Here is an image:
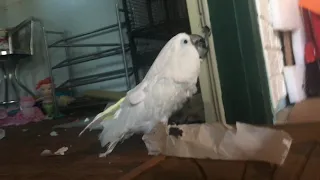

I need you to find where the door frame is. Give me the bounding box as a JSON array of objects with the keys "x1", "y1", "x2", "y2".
[
  {"x1": 186, "y1": 0, "x2": 228, "y2": 126},
  {"x1": 187, "y1": 0, "x2": 273, "y2": 125}
]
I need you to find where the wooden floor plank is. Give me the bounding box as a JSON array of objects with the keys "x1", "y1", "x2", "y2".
[
  {"x1": 136, "y1": 158, "x2": 246, "y2": 180},
  {"x1": 119, "y1": 155, "x2": 166, "y2": 180},
  {"x1": 300, "y1": 143, "x2": 320, "y2": 180},
  {"x1": 198, "y1": 160, "x2": 245, "y2": 180},
  {"x1": 273, "y1": 142, "x2": 317, "y2": 180},
  {"x1": 136, "y1": 158, "x2": 205, "y2": 180},
  {"x1": 244, "y1": 162, "x2": 275, "y2": 180}
]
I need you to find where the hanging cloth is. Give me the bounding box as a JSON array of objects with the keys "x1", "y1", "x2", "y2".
[
  {"x1": 302, "y1": 9, "x2": 320, "y2": 96},
  {"x1": 302, "y1": 9, "x2": 319, "y2": 63},
  {"x1": 309, "y1": 12, "x2": 320, "y2": 58}
]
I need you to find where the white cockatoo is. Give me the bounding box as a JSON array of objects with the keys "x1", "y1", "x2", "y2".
[{"x1": 80, "y1": 32, "x2": 209, "y2": 157}]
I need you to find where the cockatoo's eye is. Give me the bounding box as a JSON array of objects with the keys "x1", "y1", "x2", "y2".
[{"x1": 183, "y1": 39, "x2": 188, "y2": 44}]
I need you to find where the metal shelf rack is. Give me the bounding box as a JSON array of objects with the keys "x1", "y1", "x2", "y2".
[
  {"x1": 57, "y1": 67, "x2": 133, "y2": 89},
  {"x1": 47, "y1": 22, "x2": 132, "y2": 91},
  {"x1": 45, "y1": 9, "x2": 135, "y2": 112}
]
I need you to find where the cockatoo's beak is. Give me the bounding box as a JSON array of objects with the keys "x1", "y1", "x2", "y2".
[{"x1": 190, "y1": 34, "x2": 209, "y2": 59}]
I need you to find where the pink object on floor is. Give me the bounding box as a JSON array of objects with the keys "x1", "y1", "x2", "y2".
[{"x1": 0, "y1": 97, "x2": 45, "y2": 127}]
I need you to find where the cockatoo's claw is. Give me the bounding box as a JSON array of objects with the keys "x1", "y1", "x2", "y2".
[
  {"x1": 99, "y1": 148, "x2": 112, "y2": 158},
  {"x1": 99, "y1": 152, "x2": 108, "y2": 158}
]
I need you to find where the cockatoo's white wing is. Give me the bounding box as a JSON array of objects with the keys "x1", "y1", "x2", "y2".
[
  {"x1": 126, "y1": 81, "x2": 148, "y2": 105},
  {"x1": 99, "y1": 77, "x2": 188, "y2": 149}
]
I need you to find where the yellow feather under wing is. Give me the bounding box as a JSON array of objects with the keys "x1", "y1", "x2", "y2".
[{"x1": 79, "y1": 97, "x2": 125, "y2": 136}]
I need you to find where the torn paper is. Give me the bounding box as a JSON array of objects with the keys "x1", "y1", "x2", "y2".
[
  {"x1": 40, "y1": 147, "x2": 69, "y2": 156},
  {"x1": 54, "y1": 147, "x2": 68, "y2": 155},
  {"x1": 142, "y1": 122, "x2": 292, "y2": 165},
  {"x1": 41, "y1": 149, "x2": 53, "y2": 156},
  {"x1": 50, "y1": 131, "x2": 58, "y2": 137}
]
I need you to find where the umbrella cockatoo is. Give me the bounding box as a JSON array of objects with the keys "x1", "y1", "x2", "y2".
[{"x1": 80, "y1": 32, "x2": 209, "y2": 157}]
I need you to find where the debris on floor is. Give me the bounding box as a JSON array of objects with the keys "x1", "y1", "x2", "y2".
[
  {"x1": 54, "y1": 147, "x2": 68, "y2": 155},
  {"x1": 0, "y1": 129, "x2": 5, "y2": 140},
  {"x1": 50, "y1": 131, "x2": 58, "y2": 136},
  {"x1": 40, "y1": 147, "x2": 69, "y2": 156},
  {"x1": 40, "y1": 149, "x2": 53, "y2": 156}
]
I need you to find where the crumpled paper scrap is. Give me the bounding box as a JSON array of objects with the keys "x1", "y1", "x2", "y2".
[{"x1": 142, "y1": 122, "x2": 292, "y2": 165}]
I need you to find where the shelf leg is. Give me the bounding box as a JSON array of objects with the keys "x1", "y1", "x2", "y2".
[
  {"x1": 35, "y1": 19, "x2": 60, "y2": 117},
  {"x1": 116, "y1": 0, "x2": 131, "y2": 90}
]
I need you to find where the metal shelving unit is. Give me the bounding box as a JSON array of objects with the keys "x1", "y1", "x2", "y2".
[
  {"x1": 45, "y1": 9, "x2": 135, "y2": 111},
  {"x1": 47, "y1": 23, "x2": 132, "y2": 90}
]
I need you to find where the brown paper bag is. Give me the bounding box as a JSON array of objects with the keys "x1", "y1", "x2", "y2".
[{"x1": 142, "y1": 122, "x2": 292, "y2": 165}]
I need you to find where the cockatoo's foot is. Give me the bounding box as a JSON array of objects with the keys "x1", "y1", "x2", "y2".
[{"x1": 99, "y1": 141, "x2": 118, "y2": 157}]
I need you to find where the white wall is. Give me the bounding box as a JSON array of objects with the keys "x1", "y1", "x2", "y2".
[
  {"x1": 1, "y1": 0, "x2": 132, "y2": 101},
  {"x1": 255, "y1": 0, "x2": 287, "y2": 114}
]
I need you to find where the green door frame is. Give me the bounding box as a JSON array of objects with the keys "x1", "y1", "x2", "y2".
[{"x1": 206, "y1": 0, "x2": 273, "y2": 125}]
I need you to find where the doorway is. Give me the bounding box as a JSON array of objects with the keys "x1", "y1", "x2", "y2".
[{"x1": 199, "y1": 0, "x2": 273, "y2": 125}]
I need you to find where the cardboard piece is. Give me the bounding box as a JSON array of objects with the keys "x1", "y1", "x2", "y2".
[{"x1": 142, "y1": 122, "x2": 292, "y2": 165}]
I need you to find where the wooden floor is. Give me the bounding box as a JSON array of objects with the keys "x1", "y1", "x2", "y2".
[{"x1": 1, "y1": 119, "x2": 320, "y2": 179}]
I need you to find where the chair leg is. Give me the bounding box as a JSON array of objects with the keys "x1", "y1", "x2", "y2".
[
  {"x1": 5, "y1": 60, "x2": 18, "y2": 105},
  {"x1": 9, "y1": 71, "x2": 19, "y2": 102},
  {"x1": 0, "y1": 63, "x2": 8, "y2": 105},
  {"x1": 0, "y1": 60, "x2": 36, "y2": 106}
]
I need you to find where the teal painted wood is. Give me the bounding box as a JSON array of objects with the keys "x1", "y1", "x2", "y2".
[{"x1": 207, "y1": 0, "x2": 273, "y2": 124}]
